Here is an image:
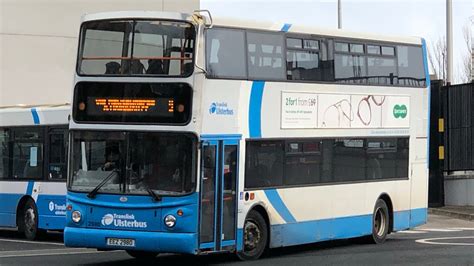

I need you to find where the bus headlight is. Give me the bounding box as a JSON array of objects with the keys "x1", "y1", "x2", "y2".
[
  {"x1": 72, "y1": 211, "x2": 82, "y2": 223},
  {"x1": 164, "y1": 215, "x2": 176, "y2": 228}
]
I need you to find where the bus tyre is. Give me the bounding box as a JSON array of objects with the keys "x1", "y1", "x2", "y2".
[
  {"x1": 21, "y1": 199, "x2": 44, "y2": 240},
  {"x1": 237, "y1": 210, "x2": 268, "y2": 261},
  {"x1": 126, "y1": 250, "x2": 159, "y2": 260},
  {"x1": 368, "y1": 199, "x2": 390, "y2": 244}
]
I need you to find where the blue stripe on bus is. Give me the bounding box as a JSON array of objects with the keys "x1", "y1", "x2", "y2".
[
  {"x1": 393, "y1": 209, "x2": 410, "y2": 231},
  {"x1": 26, "y1": 181, "x2": 34, "y2": 196},
  {"x1": 280, "y1": 23, "x2": 292, "y2": 32},
  {"x1": 269, "y1": 208, "x2": 427, "y2": 248},
  {"x1": 421, "y1": 38, "x2": 431, "y2": 165},
  {"x1": 410, "y1": 207, "x2": 427, "y2": 227},
  {"x1": 421, "y1": 38, "x2": 431, "y2": 88},
  {"x1": 264, "y1": 189, "x2": 297, "y2": 223},
  {"x1": 236, "y1": 228, "x2": 244, "y2": 251},
  {"x1": 36, "y1": 194, "x2": 67, "y2": 229},
  {"x1": 200, "y1": 134, "x2": 242, "y2": 140},
  {"x1": 30, "y1": 108, "x2": 40, "y2": 125},
  {"x1": 248, "y1": 81, "x2": 265, "y2": 138},
  {"x1": 0, "y1": 193, "x2": 66, "y2": 229},
  {"x1": 0, "y1": 194, "x2": 24, "y2": 227}
]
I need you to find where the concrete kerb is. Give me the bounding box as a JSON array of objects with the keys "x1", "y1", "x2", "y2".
[{"x1": 429, "y1": 208, "x2": 474, "y2": 222}]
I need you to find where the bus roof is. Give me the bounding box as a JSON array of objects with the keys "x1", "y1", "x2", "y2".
[
  {"x1": 0, "y1": 104, "x2": 70, "y2": 127},
  {"x1": 81, "y1": 11, "x2": 194, "y2": 24},
  {"x1": 80, "y1": 11, "x2": 422, "y2": 46}
]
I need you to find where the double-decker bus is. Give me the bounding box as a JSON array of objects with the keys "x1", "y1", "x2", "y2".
[
  {"x1": 64, "y1": 11, "x2": 430, "y2": 260},
  {"x1": 0, "y1": 105, "x2": 69, "y2": 240}
]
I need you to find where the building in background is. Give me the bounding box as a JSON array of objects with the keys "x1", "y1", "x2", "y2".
[{"x1": 0, "y1": 0, "x2": 199, "y2": 107}]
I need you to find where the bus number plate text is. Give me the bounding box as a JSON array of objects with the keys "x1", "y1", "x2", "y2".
[{"x1": 106, "y1": 238, "x2": 135, "y2": 247}]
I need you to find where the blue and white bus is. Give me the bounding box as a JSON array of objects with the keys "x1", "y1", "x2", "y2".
[
  {"x1": 0, "y1": 105, "x2": 69, "y2": 240},
  {"x1": 64, "y1": 11, "x2": 430, "y2": 260}
]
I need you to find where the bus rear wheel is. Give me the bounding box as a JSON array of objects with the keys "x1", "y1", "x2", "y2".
[
  {"x1": 126, "y1": 250, "x2": 159, "y2": 259},
  {"x1": 20, "y1": 199, "x2": 45, "y2": 240},
  {"x1": 237, "y1": 210, "x2": 268, "y2": 261},
  {"x1": 367, "y1": 199, "x2": 390, "y2": 244}
]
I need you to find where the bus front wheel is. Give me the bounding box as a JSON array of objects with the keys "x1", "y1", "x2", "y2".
[
  {"x1": 367, "y1": 199, "x2": 390, "y2": 244},
  {"x1": 20, "y1": 199, "x2": 45, "y2": 240},
  {"x1": 237, "y1": 210, "x2": 268, "y2": 261},
  {"x1": 126, "y1": 250, "x2": 159, "y2": 260}
]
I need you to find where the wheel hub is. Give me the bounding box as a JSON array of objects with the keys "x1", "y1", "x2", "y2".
[
  {"x1": 244, "y1": 221, "x2": 261, "y2": 251},
  {"x1": 24, "y1": 208, "x2": 36, "y2": 233},
  {"x1": 374, "y1": 207, "x2": 386, "y2": 237}
]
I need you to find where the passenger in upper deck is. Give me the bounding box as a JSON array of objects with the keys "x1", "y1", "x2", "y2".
[
  {"x1": 122, "y1": 59, "x2": 145, "y2": 74},
  {"x1": 146, "y1": 59, "x2": 164, "y2": 74},
  {"x1": 104, "y1": 62, "x2": 121, "y2": 74}
]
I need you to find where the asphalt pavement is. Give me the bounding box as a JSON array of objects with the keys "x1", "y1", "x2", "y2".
[{"x1": 0, "y1": 214, "x2": 472, "y2": 265}]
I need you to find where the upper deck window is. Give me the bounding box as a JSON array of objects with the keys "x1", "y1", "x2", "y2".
[
  {"x1": 286, "y1": 38, "x2": 323, "y2": 81},
  {"x1": 247, "y1": 32, "x2": 285, "y2": 80},
  {"x1": 397, "y1": 45, "x2": 426, "y2": 87},
  {"x1": 206, "y1": 28, "x2": 246, "y2": 78},
  {"x1": 78, "y1": 20, "x2": 195, "y2": 77}
]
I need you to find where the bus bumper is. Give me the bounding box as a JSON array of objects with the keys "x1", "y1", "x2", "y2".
[{"x1": 64, "y1": 227, "x2": 198, "y2": 254}]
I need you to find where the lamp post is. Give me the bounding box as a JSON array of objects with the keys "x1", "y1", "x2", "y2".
[
  {"x1": 338, "y1": 0, "x2": 342, "y2": 29},
  {"x1": 446, "y1": 0, "x2": 453, "y2": 85}
]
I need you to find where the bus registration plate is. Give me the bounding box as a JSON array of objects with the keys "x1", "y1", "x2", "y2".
[{"x1": 106, "y1": 238, "x2": 135, "y2": 247}]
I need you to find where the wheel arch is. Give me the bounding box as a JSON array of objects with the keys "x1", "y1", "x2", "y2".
[{"x1": 377, "y1": 193, "x2": 394, "y2": 233}]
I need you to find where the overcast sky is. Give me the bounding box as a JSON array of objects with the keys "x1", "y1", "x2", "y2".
[{"x1": 201, "y1": 0, "x2": 473, "y2": 83}]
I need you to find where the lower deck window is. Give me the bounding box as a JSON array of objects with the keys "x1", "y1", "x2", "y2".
[{"x1": 245, "y1": 137, "x2": 409, "y2": 189}]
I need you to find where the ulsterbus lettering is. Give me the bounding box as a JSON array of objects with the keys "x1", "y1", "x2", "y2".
[{"x1": 101, "y1": 213, "x2": 148, "y2": 228}]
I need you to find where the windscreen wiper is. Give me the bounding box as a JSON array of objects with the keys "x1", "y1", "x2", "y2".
[
  {"x1": 87, "y1": 169, "x2": 119, "y2": 199},
  {"x1": 146, "y1": 187, "x2": 162, "y2": 202}
]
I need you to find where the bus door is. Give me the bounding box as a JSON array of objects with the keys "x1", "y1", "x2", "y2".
[{"x1": 199, "y1": 138, "x2": 239, "y2": 252}]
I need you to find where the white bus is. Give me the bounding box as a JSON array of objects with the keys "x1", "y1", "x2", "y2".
[
  {"x1": 64, "y1": 11, "x2": 429, "y2": 260},
  {"x1": 0, "y1": 105, "x2": 69, "y2": 240}
]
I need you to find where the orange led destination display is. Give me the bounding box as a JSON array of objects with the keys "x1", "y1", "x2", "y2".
[
  {"x1": 74, "y1": 82, "x2": 191, "y2": 124},
  {"x1": 95, "y1": 98, "x2": 159, "y2": 113},
  {"x1": 84, "y1": 96, "x2": 176, "y2": 119}
]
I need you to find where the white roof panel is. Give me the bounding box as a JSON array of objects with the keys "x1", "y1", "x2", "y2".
[{"x1": 0, "y1": 105, "x2": 70, "y2": 127}]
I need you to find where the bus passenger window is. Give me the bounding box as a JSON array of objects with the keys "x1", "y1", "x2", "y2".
[
  {"x1": 11, "y1": 128, "x2": 44, "y2": 179},
  {"x1": 206, "y1": 28, "x2": 246, "y2": 78},
  {"x1": 367, "y1": 57, "x2": 397, "y2": 85},
  {"x1": 245, "y1": 141, "x2": 284, "y2": 189},
  {"x1": 0, "y1": 129, "x2": 9, "y2": 179},
  {"x1": 287, "y1": 47, "x2": 320, "y2": 80},
  {"x1": 334, "y1": 53, "x2": 367, "y2": 84},
  {"x1": 397, "y1": 45, "x2": 425, "y2": 87},
  {"x1": 48, "y1": 129, "x2": 68, "y2": 180},
  {"x1": 247, "y1": 32, "x2": 285, "y2": 80}
]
